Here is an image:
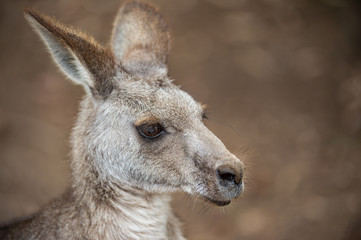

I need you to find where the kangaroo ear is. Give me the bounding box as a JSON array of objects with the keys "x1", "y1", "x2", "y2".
[
  {"x1": 111, "y1": 1, "x2": 171, "y2": 80},
  {"x1": 24, "y1": 8, "x2": 116, "y2": 96}
]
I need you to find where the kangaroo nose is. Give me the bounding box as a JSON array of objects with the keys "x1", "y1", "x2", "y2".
[{"x1": 216, "y1": 165, "x2": 243, "y2": 186}]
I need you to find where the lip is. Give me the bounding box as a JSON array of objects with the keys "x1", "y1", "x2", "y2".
[{"x1": 205, "y1": 197, "x2": 231, "y2": 206}]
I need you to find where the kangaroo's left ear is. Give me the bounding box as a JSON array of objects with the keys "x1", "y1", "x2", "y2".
[
  {"x1": 24, "y1": 8, "x2": 117, "y2": 97},
  {"x1": 111, "y1": 1, "x2": 171, "y2": 80}
]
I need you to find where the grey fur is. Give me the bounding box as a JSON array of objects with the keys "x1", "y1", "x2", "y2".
[{"x1": 0, "y1": 1, "x2": 245, "y2": 239}]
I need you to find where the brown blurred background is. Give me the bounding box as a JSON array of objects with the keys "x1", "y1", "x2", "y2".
[{"x1": 1, "y1": 0, "x2": 361, "y2": 239}]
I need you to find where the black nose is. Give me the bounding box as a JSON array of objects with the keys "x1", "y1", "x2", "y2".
[{"x1": 216, "y1": 166, "x2": 243, "y2": 186}]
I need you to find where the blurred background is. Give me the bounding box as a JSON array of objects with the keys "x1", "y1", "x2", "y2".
[{"x1": 1, "y1": 0, "x2": 361, "y2": 239}]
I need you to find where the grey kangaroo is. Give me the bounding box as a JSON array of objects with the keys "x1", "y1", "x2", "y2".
[{"x1": 0, "y1": 1, "x2": 244, "y2": 239}]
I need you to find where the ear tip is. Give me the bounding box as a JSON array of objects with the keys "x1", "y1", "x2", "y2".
[
  {"x1": 122, "y1": 0, "x2": 154, "y2": 8},
  {"x1": 23, "y1": 8, "x2": 61, "y2": 34},
  {"x1": 23, "y1": 7, "x2": 37, "y2": 18},
  {"x1": 23, "y1": 8, "x2": 45, "y2": 25},
  {"x1": 118, "y1": 0, "x2": 169, "y2": 35},
  {"x1": 121, "y1": 0, "x2": 162, "y2": 16}
]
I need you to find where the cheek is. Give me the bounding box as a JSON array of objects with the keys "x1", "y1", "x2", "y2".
[
  {"x1": 139, "y1": 135, "x2": 190, "y2": 180},
  {"x1": 90, "y1": 132, "x2": 137, "y2": 179},
  {"x1": 89, "y1": 114, "x2": 141, "y2": 180}
]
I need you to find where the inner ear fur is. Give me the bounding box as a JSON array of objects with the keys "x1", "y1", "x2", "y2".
[
  {"x1": 24, "y1": 8, "x2": 117, "y2": 96},
  {"x1": 111, "y1": 1, "x2": 171, "y2": 80}
]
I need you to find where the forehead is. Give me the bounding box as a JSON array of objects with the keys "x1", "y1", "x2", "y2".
[
  {"x1": 152, "y1": 87, "x2": 201, "y2": 120},
  {"x1": 112, "y1": 79, "x2": 202, "y2": 121}
]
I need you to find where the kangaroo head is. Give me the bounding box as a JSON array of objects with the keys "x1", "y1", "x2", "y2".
[{"x1": 24, "y1": 1, "x2": 244, "y2": 206}]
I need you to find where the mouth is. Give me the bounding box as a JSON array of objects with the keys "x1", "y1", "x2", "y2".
[{"x1": 205, "y1": 197, "x2": 231, "y2": 206}]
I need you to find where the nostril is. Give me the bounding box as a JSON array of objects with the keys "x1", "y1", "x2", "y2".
[
  {"x1": 217, "y1": 169, "x2": 236, "y2": 183},
  {"x1": 216, "y1": 166, "x2": 243, "y2": 186}
]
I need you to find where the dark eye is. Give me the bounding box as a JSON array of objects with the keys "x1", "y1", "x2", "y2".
[
  {"x1": 202, "y1": 112, "x2": 208, "y2": 120},
  {"x1": 137, "y1": 123, "x2": 164, "y2": 139}
]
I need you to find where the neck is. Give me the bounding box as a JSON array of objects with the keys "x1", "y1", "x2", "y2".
[
  {"x1": 96, "y1": 186, "x2": 172, "y2": 240},
  {"x1": 71, "y1": 174, "x2": 172, "y2": 239},
  {"x1": 69, "y1": 155, "x2": 172, "y2": 239}
]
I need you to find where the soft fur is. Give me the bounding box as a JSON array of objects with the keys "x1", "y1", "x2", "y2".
[{"x1": 0, "y1": 1, "x2": 244, "y2": 239}]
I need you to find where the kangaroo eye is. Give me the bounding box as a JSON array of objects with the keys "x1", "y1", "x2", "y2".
[
  {"x1": 202, "y1": 112, "x2": 208, "y2": 120},
  {"x1": 137, "y1": 123, "x2": 164, "y2": 139}
]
